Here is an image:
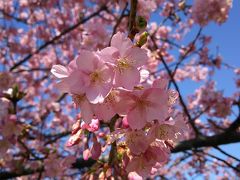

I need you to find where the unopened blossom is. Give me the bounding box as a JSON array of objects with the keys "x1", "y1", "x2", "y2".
[
  {"x1": 90, "y1": 134, "x2": 101, "y2": 160},
  {"x1": 99, "y1": 32, "x2": 148, "y2": 90},
  {"x1": 81, "y1": 118, "x2": 99, "y2": 132},
  {"x1": 0, "y1": 72, "x2": 13, "y2": 93},
  {"x1": 0, "y1": 98, "x2": 11, "y2": 120}
]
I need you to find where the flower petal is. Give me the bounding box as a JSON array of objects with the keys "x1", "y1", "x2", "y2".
[
  {"x1": 86, "y1": 84, "x2": 111, "y2": 104},
  {"x1": 115, "y1": 67, "x2": 140, "y2": 90},
  {"x1": 76, "y1": 50, "x2": 98, "y2": 73},
  {"x1": 127, "y1": 107, "x2": 146, "y2": 130},
  {"x1": 51, "y1": 65, "x2": 68, "y2": 79},
  {"x1": 98, "y1": 47, "x2": 119, "y2": 64},
  {"x1": 125, "y1": 47, "x2": 148, "y2": 67},
  {"x1": 111, "y1": 32, "x2": 132, "y2": 57}
]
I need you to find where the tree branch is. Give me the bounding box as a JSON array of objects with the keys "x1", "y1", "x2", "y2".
[
  {"x1": 10, "y1": 5, "x2": 107, "y2": 71},
  {"x1": 172, "y1": 132, "x2": 240, "y2": 153},
  {"x1": 128, "y1": 0, "x2": 138, "y2": 40}
]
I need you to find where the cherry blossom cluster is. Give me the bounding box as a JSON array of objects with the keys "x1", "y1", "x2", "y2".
[
  {"x1": 188, "y1": 81, "x2": 232, "y2": 118},
  {"x1": 0, "y1": 73, "x2": 23, "y2": 158},
  {"x1": 192, "y1": 0, "x2": 232, "y2": 26},
  {"x1": 51, "y1": 32, "x2": 189, "y2": 178}
]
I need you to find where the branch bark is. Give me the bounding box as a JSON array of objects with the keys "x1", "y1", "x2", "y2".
[
  {"x1": 172, "y1": 132, "x2": 240, "y2": 153},
  {"x1": 128, "y1": 0, "x2": 138, "y2": 40}
]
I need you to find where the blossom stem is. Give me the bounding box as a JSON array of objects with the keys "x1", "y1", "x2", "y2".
[{"x1": 108, "y1": 114, "x2": 119, "y2": 167}]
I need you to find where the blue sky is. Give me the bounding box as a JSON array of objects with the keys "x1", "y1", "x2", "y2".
[{"x1": 151, "y1": 0, "x2": 239, "y2": 178}]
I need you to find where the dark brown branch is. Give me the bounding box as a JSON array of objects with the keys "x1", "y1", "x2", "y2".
[
  {"x1": 204, "y1": 152, "x2": 240, "y2": 172},
  {"x1": 225, "y1": 100, "x2": 240, "y2": 133},
  {"x1": 10, "y1": 5, "x2": 107, "y2": 71},
  {"x1": 108, "y1": 114, "x2": 120, "y2": 166},
  {"x1": 172, "y1": 132, "x2": 240, "y2": 153},
  {"x1": 0, "y1": 167, "x2": 44, "y2": 179},
  {"x1": 0, "y1": 9, "x2": 29, "y2": 24},
  {"x1": 128, "y1": 0, "x2": 138, "y2": 40}
]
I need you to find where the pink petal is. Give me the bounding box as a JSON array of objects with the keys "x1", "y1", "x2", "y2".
[
  {"x1": 146, "y1": 89, "x2": 169, "y2": 122},
  {"x1": 80, "y1": 98, "x2": 95, "y2": 124},
  {"x1": 94, "y1": 103, "x2": 115, "y2": 122},
  {"x1": 69, "y1": 71, "x2": 89, "y2": 94},
  {"x1": 125, "y1": 47, "x2": 148, "y2": 67},
  {"x1": 114, "y1": 90, "x2": 136, "y2": 115},
  {"x1": 152, "y1": 78, "x2": 169, "y2": 89},
  {"x1": 115, "y1": 67, "x2": 140, "y2": 90},
  {"x1": 98, "y1": 47, "x2": 119, "y2": 64},
  {"x1": 76, "y1": 50, "x2": 98, "y2": 73},
  {"x1": 51, "y1": 65, "x2": 68, "y2": 79},
  {"x1": 55, "y1": 79, "x2": 70, "y2": 93},
  {"x1": 86, "y1": 83, "x2": 112, "y2": 104},
  {"x1": 90, "y1": 135, "x2": 101, "y2": 160},
  {"x1": 111, "y1": 32, "x2": 132, "y2": 57},
  {"x1": 126, "y1": 130, "x2": 149, "y2": 155},
  {"x1": 127, "y1": 107, "x2": 146, "y2": 130}
]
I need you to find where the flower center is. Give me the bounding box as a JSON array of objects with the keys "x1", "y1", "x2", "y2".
[
  {"x1": 90, "y1": 71, "x2": 102, "y2": 84},
  {"x1": 116, "y1": 58, "x2": 131, "y2": 73},
  {"x1": 136, "y1": 98, "x2": 151, "y2": 109},
  {"x1": 157, "y1": 125, "x2": 169, "y2": 139},
  {"x1": 72, "y1": 94, "x2": 85, "y2": 105}
]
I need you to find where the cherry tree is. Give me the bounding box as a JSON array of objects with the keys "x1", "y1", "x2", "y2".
[{"x1": 0, "y1": 0, "x2": 239, "y2": 179}]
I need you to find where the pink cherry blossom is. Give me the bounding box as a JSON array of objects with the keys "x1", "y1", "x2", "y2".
[
  {"x1": 116, "y1": 88, "x2": 169, "y2": 130},
  {"x1": 99, "y1": 32, "x2": 148, "y2": 90},
  {"x1": 75, "y1": 50, "x2": 114, "y2": 104},
  {"x1": 192, "y1": 0, "x2": 232, "y2": 26}
]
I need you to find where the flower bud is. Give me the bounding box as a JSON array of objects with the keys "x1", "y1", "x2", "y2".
[
  {"x1": 136, "y1": 16, "x2": 147, "y2": 30},
  {"x1": 136, "y1": 31, "x2": 148, "y2": 47}
]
